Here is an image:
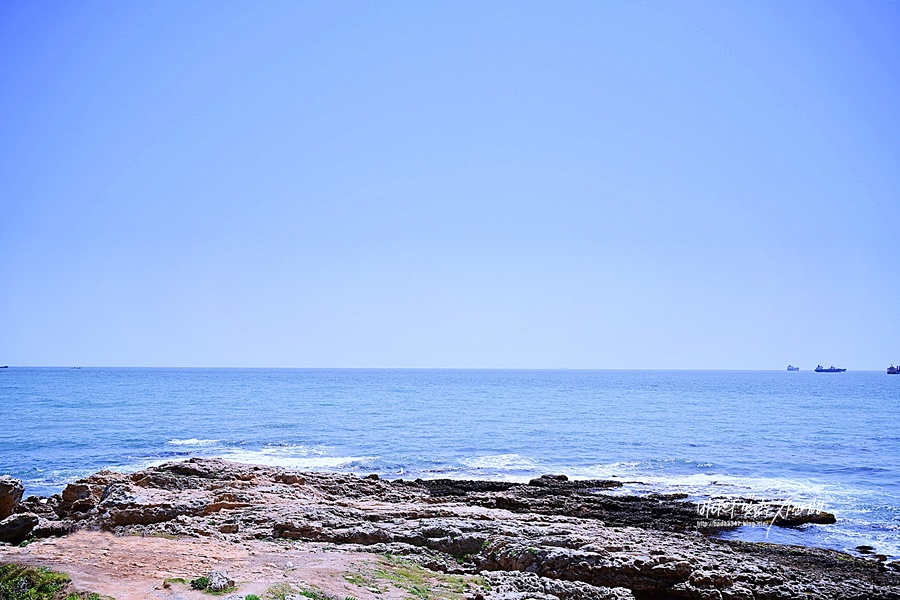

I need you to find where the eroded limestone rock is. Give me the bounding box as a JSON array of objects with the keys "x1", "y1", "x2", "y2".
[
  {"x1": 0, "y1": 512, "x2": 39, "y2": 545},
  {"x1": 0, "y1": 475, "x2": 24, "y2": 520},
  {"x1": 2, "y1": 458, "x2": 896, "y2": 599}
]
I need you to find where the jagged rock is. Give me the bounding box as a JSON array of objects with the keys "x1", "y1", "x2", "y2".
[
  {"x1": 97, "y1": 483, "x2": 209, "y2": 526},
  {"x1": 17, "y1": 495, "x2": 61, "y2": 519},
  {"x1": 205, "y1": 491, "x2": 255, "y2": 514},
  {"x1": 7, "y1": 458, "x2": 898, "y2": 600},
  {"x1": 276, "y1": 473, "x2": 306, "y2": 485},
  {"x1": 206, "y1": 570, "x2": 235, "y2": 592},
  {"x1": 0, "y1": 512, "x2": 39, "y2": 545},
  {"x1": 59, "y1": 470, "x2": 129, "y2": 515},
  {"x1": 31, "y1": 517, "x2": 75, "y2": 538},
  {"x1": 528, "y1": 474, "x2": 569, "y2": 485},
  {"x1": 482, "y1": 570, "x2": 636, "y2": 600},
  {"x1": 219, "y1": 522, "x2": 240, "y2": 534},
  {"x1": 418, "y1": 479, "x2": 519, "y2": 497},
  {"x1": 0, "y1": 476, "x2": 24, "y2": 520},
  {"x1": 60, "y1": 483, "x2": 104, "y2": 514}
]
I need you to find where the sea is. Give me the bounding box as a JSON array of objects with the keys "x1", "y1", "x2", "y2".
[{"x1": 2, "y1": 368, "x2": 898, "y2": 559}]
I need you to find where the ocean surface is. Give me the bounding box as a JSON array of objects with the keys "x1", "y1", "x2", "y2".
[{"x1": 2, "y1": 368, "x2": 898, "y2": 559}]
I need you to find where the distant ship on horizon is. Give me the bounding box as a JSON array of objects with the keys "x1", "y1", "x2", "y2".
[
  {"x1": 815, "y1": 365, "x2": 846, "y2": 373},
  {"x1": 889, "y1": 365, "x2": 899, "y2": 375},
  {"x1": 787, "y1": 365, "x2": 799, "y2": 371}
]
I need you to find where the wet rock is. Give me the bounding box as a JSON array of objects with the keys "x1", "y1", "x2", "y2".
[
  {"x1": 419, "y1": 479, "x2": 519, "y2": 497},
  {"x1": 528, "y1": 475, "x2": 569, "y2": 485},
  {"x1": 0, "y1": 512, "x2": 39, "y2": 545},
  {"x1": 0, "y1": 476, "x2": 24, "y2": 520}
]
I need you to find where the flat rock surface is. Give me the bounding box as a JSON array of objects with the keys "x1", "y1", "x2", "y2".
[
  {"x1": 3, "y1": 530, "x2": 413, "y2": 600},
  {"x1": 1, "y1": 458, "x2": 898, "y2": 600}
]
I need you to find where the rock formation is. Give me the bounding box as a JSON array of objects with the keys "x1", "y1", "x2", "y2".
[
  {"x1": 2, "y1": 458, "x2": 898, "y2": 599},
  {"x1": 0, "y1": 476, "x2": 24, "y2": 520}
]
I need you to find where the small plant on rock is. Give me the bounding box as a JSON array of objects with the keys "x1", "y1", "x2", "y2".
[
  {"x1": 265, "y1": 583, "x2": 299, "y2": 600},
  {"x1": 190, "y1": 576, "x2": 210, "y2": 590}
]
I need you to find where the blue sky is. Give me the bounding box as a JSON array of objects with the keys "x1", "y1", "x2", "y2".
[{"x1": 2, "y1": 1, "x2": 898, "y2": 369}]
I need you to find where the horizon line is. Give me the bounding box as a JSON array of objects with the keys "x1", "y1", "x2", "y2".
[{"x1": 1, "y1": 365, "x2": 888, "y2": 372}]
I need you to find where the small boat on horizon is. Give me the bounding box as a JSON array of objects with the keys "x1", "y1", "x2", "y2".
[
  {"x1": 889, "y1": 365, "x2": 899, "y2": 375},
  {"x1": 787, "y1": 365, "x2": 799, "y2": 371},
  {"x1": 815, "y1": 365, "x2": 846, "y2": 373}
]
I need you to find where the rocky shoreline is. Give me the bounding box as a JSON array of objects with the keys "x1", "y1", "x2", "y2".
[{"x1": 1, "y1": 458, "x2": 899, "y2": 599}]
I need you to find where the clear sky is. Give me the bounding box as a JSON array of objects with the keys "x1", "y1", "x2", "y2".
[{"x1": 2, "y1": 1, "x2": 898, "y2": 369}]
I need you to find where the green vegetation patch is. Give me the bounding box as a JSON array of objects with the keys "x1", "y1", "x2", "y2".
[
  {"x1": 265, "y1": 583, "x2": 353, "y2": 600},
  {"x1": 190, "y1": 576, "x2": 210, "y2": 590},
  {"x1": 183, "y1": 576, "x2": 237, "y2": 596},
  {"x1": 0, "y1": 564, "x2": 110, "y2": 600},
  {"x1": 0, "y1": 564, "x2": 70, "y2": 600},
  {"x1": 265, "y1": 583, "x2": 299, "y2": 600},
  {"x1": 205, "y1": 587, "x2": 238, "y2": 596},
  {"x1": 342, "y1": 555, "x2": 482, "y2": 600}
]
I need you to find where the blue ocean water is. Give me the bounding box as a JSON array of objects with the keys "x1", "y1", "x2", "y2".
[{"x1": 2, "y1": 368, "x2": 898, "y2": 558}]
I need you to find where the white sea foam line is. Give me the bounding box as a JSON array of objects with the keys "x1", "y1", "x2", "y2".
[
  {"x1": 624, "y1": 474, "x2": 844, "y2": 500},
  {"x1": 257, "y1": 444, "x2": 331, "y2": 457},
  {"x1": 460, "y1": 453, "x2": 542, "y2": 470},
  {"x1": 216, "y1": 448, "x2": 378, "y2": 469},
  {"x1": 557, "y1": 463, "x2": 888, "y2": 510},
  {"x1": 167, "y1": 438, "x2": 220, "y2": 446}
]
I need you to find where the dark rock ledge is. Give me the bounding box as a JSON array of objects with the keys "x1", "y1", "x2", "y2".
[{"x1": 2, "y1": 458, "x2": 898, "y2": 600}]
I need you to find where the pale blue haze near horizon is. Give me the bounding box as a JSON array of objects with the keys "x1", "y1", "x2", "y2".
[{"x1": 2, "y1": 1, "x2": 899, "y2": 368}]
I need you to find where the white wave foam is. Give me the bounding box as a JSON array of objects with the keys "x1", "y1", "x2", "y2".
[
  {"x1": 460, "y1": 453, "x2": 541, "y2": 471},
  {"x1": 553, "y1": 461, "x2": 883, "y2": 506},
  {"x1": 623, "y1": 472, "x2": 848, "y2": 502},
  {"x1": 215, "y1": 447, "x2": 378, "y2": 470},
  {"x1": 559, "y1": 462, "x2": 882, "y2": 516},
  {"x1": 167, "y1": 438, "x2": 220, "y2": 446}
]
